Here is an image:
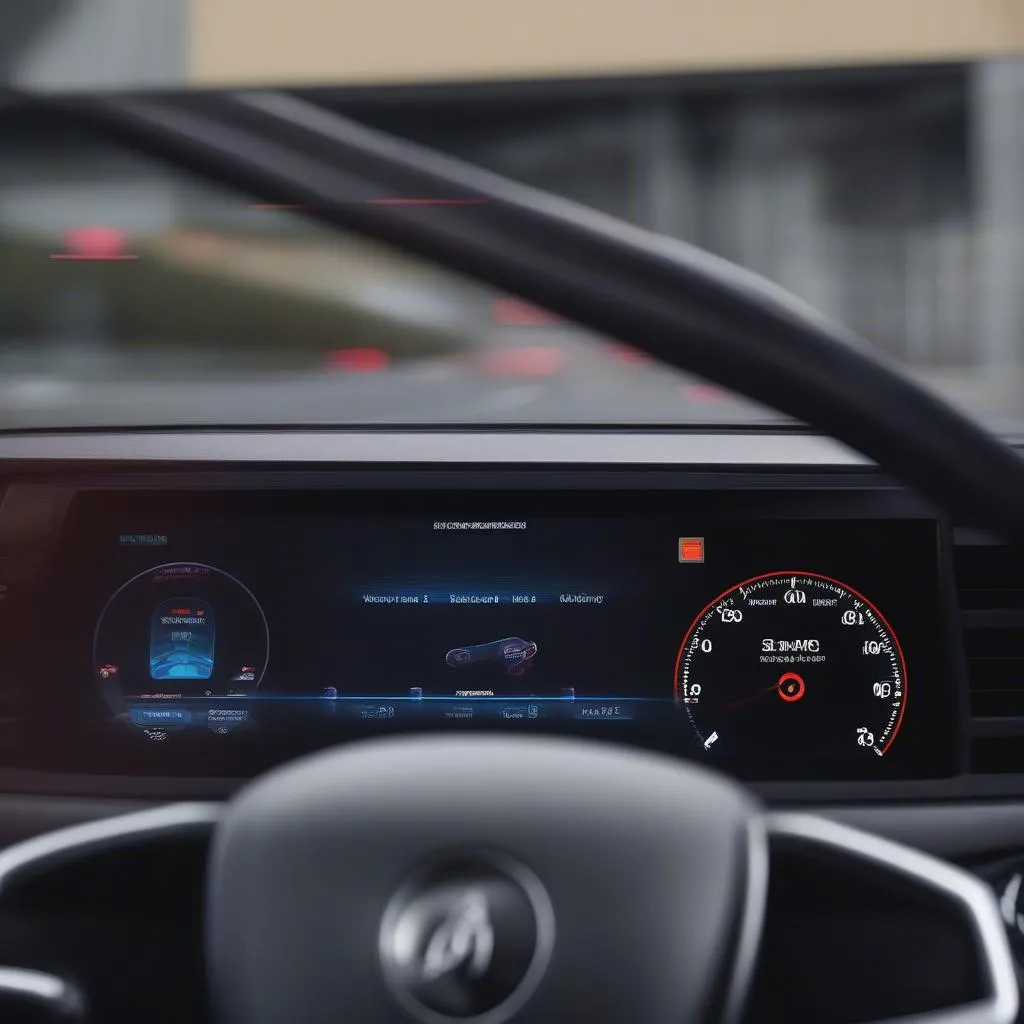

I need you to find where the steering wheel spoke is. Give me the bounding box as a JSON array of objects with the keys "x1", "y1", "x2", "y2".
[{"x1": 745, "y1": 814, "x2": 1018, "y2": 1024}]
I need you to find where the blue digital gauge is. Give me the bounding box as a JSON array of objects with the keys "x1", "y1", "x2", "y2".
[
  {"x1": 149, "y1": 598, "x2": 215, "y2": 680},
  {"x1": 93, "y1": 562, "x2": 269, "y2": 725}
]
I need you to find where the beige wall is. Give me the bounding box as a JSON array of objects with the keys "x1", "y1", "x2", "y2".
[{"x1": 190, "y1": 0, "x2": 1024, "y2": 86}]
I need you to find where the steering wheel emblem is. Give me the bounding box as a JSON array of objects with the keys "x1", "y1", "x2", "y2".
[
  {"x1": 379, "y1": 855, "x2": 554, "y2": 1023},
  {"x1": 420, "y1": 888, "x2": 494, "y2": 982}
]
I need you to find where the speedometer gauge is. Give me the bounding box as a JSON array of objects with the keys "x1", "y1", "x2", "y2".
[{"x1": 676, "y1": 572, "x2": 906, "y2": 762}]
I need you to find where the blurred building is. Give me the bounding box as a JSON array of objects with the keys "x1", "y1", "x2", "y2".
[{"x1": 1, "y1": 1, "x2": 1024, "y2": 407}]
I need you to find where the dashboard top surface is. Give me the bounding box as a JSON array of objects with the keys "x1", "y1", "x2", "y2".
[{"x1": 0, "y1": 430, "x2": 871, "y2": 465}]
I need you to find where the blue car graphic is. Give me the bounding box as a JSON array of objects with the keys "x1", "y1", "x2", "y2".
[{"x1": 445, "y1": 637, "x2": 538, "y2": 670}]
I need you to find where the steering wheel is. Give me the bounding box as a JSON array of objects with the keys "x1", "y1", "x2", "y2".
[{"x1": 3, "y1": 92, "x2": 1023, "y2": 1024}]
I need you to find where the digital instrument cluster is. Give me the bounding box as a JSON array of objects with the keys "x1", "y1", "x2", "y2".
[{"x1": 34, "y1": 490, "x2": 959, "y2": 780}]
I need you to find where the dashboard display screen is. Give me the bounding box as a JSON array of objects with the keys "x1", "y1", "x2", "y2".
[{"x1": 38, "y1": 491, "x2": 959, "y2": 781}]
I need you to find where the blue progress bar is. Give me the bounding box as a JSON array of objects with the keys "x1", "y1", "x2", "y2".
[{"x1": 169, "y1": 694, "x2": 667, "y2": 702}]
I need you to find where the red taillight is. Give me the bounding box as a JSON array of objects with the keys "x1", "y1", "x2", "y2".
[
  {"x1": 325, "y1": 348, "x2": 391, "y2": 372},
  {"x1": 479, "y1": 346, "x2": 567, "y2": 377},
  {"x1": 51, "y1": 225, "x2": 136, "y2": 261}
]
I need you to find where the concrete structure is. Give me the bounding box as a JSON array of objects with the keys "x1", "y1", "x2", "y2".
[
  {"x1": 188, "y1": 0, "x2": 1024, "y2": 88},
  {"x1": 6, "y1": 1, "x2": 1023, "y2": 91}
]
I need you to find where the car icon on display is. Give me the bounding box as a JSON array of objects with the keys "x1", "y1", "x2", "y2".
[{"x1": 445, "y1": 637, "x2": 538, "y2": 670}]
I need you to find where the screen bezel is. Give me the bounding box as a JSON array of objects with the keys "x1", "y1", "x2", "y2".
[{"x1": 24, "y1": 485, "x2": 964, "y2": 785}]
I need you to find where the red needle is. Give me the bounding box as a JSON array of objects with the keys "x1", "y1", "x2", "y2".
[
  {"x1": 724, "y1": 672, "x2": 806, "y2": 710},
  {"x1": 724, "y1": 682, "x2": 781, "y2": 711}
]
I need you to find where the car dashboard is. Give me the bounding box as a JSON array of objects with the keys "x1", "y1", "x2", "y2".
[
  {"x1": 4, "y1": 429, "x2": 1024, "y2": 1024},
  {"x1": 0, "y1": 428, "x2": 1012, "y2": 809}
]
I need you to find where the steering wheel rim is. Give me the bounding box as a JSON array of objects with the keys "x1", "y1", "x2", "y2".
[{"x1": 0, "y1": 743, "x2": 1015, "y2": 1024}]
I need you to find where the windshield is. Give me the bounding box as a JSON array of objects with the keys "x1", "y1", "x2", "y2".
[{"x1": 0, "y1": 55, "x2": 1018, "y2": 428}]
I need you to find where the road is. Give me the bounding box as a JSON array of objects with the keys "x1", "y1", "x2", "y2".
[
  {"x1": 0, "y1": 331, "x2": 1011, "y2": 431},
  {"x1": 0, "y1": 331, "x2": 784, "y2": 429}
]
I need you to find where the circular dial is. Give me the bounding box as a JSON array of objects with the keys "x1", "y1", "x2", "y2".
[
  {"x1": 94, "y1": 561, "x2": 269, "y2": 722},
  {"x1": 676, "y1": 572, "x2": 906, "y2": 762}
]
